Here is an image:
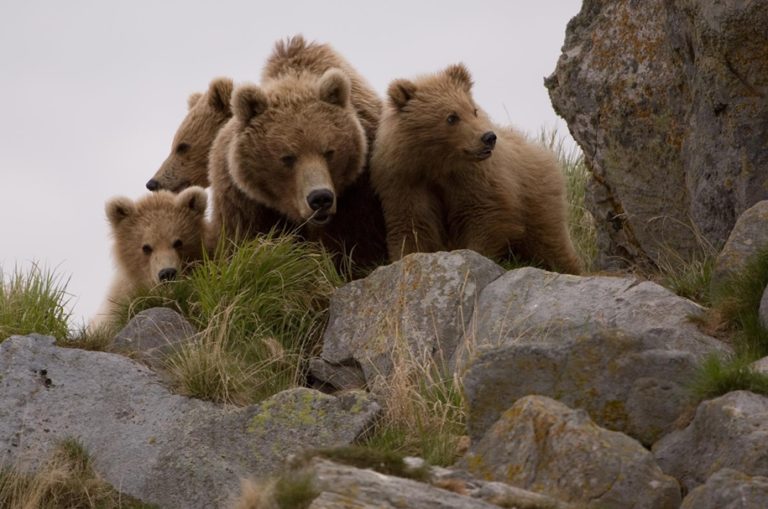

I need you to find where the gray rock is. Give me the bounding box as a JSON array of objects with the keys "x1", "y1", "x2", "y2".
[
  {"x1": 750, "y1": 355, "x2": 768, "y2": 375},
  {"x1": 111, "y1": 307, "x2": 197, "y2": 368},
  {"x1": 653, "y1": 391, "x2": 768, "y2": 492},
  {"x1": 458, "y1": 396, "x2": 681, "y2": 509},
  {"x1": 680, "y1": 468, "x2": 768, "y2": 509},
  {"x1": 0, "y1": 334, "x2": 380, "y2": 509},
  {"x1": 314, "y1": 250, "x2": 503, "y2": 391},
  {"x1": 547, "y1": 1, "x2": 768, "y2": 268},
  {"x1": 462, "y1": 267, "x2": 730, "y2": 444},
  {"x1": 308, "y1": 357, "x2": 366, "y2": 391},
  {"x1": 711, "y1": 201, "x2": 768, "y2": 292},
  {"x1": 308, "y1": 458, "x2": 501, "y2": 509}
]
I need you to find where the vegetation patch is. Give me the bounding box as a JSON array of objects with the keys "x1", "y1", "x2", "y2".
[
  {"x1": 691, "y1": 248, "x2": 768, "y2": 401},
  {"x1": 0, "y1": 438, "x2": 156, "y2": 509},
  {"x1": 0, "y1": 264, "x2": 71, "y2": 341},
  {"x1": 122, "y1": 233, "x2": 342, "y2": 405}
]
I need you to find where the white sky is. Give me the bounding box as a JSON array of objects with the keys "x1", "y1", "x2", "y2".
[{"x1": 0, "y1": 0, "x2": 582, "y2": 328}]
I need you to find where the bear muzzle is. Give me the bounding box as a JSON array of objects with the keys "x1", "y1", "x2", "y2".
[{"x1": 306, "y1": 188, "x2": 335, "y2": 225}]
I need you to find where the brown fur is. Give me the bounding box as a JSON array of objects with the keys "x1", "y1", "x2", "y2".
[
  {"x1": 148, "y1": 77, "x2": 234, "y2": 192},
  {"x1": 90, "y1": 187, "x2": 208, "y2": 327},
  {"x1": 371, "y1": 64, "x2": 582, "y2": 274},
  {"x1": 209, "y1": 35, "x2": 386, "y2": 267}
]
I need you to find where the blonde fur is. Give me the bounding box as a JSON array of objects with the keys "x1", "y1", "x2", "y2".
[
  {"x1": 90, "y1": 187, "x2": 209, "y2": 328},
  {"x1": 371, "y1": 64, "x2": 581, "y2": 274}
]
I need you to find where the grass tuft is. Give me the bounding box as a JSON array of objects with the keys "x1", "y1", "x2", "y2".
[
  {"x1": 309, "y1": 446, "x2": 430, "y2": 482},
  {"x1": 0, "y1": 264, "x2": 71, "y2": 341},
  {"x1": 118, "y1": 232, "x2": 342, "y2": 405},
  {"x1": 710, "y1": 248, "x2": 768, "y2": 358},
  {"x1": 691, "y1": 355, "x2": 768, "y2": 400},
  {"x1": 0, "y1": 438, "x2": 156, "y2": 509}
]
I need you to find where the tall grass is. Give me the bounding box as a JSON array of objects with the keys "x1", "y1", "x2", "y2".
[
  {"x1": 691, "y1": 248, "x2": 768, "y2": 401},
  {"x1": 0, "y1": 438, "x2": 155, "y2": 509},
  {"x1": 0, "y1": 264, "x2": 71, "y2": 341},
  {"x1": 537, "y1": 129, "x2": 597, "y2": 271},
  {"x1": 120, "y1": 233, "x2": 342, "y2": 405}
]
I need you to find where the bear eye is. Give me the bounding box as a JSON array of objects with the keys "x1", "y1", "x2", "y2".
[
  {"x1": 281, "y1": 155, "x2": 297, "y2": 167},
  {"x1": 142, "y1": 244, "x2": 153, "y2": 255},
  {"x1": 323, "y1": 150, "x2": 335, "y2": 161},
  {"x1": 176, "y1": 143, "x2": 190, "y2": 155},
  {"x1": 447, "y1": 113, "x2": 460, "y2": 125},
  {"x1": 173, "y1": 239, "x2": 183, "y2": 250},
  {"x1": 473, "y1": 108, "x2": 478, "y2": 117}
]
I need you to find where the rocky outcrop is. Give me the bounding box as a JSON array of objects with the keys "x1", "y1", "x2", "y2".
[
  {"x1": 461, "y1": 267, "x2": 729, "y2": 444},
  {"x1": 711, "y1": 200, "x2": 768, "y2": 291},
  {"x1": 0, "y1": 334, "x2": 380, "y2": 509},
  {"x1": 653, "y1": 391, "x2": 768, "y2": 492},
  {"x1": 459, "y1": 396, "x2": 681, "y2": 509},
  {"x1": 546, "y1": 0, "x2": 768, "y2": 268},
  {"x1": 311, "y1": 250, "x2": 503, "y2": 391},
  {"x1": 111, "y1": 307, "x2": 197, "y2": 368},
  {"x1": 680, "y1": 468, "x2": 768, "y2": 509}
]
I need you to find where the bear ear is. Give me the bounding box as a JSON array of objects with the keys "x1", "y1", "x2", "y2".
[
  {"x1": 176, "y1": 186, "x2": 207, "y2": 216},
  {"x1": 207, "y1": 77, "x2": 234, "y2": 114},
  {"x1": 445, "y1": 63, "x2": 473, "y2": 92},
  {"x1": 318, "y1": 69, "x2": 351, "y2": 107},
  {"x1": 105, "y1": 197, "x2": 136, "y2": 228},
  {"x1": 187, "y1": 92, "x2": 203, "y2": 110},
  {"x1": 232, "y1": 84, "x2": 268, "y2": 123},
  {"x1": 387, "y1": 79, "x2": 417, "y2": 110}
]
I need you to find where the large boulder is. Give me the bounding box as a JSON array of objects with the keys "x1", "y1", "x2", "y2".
[
  {"x1": 653, "y1": 391, "x2": 768, "y2": 492},
  {"x1": 111, "y1": 307, "x2": 197, "y2": 369},
  {"x1": 458, "y1": 396, "x2": 681, "y2": 509},
  {"x1": 710, "y1": 200, "x2": 768, "y2": 291},
  {"x1": 462, "y1": 267, "x2": 730, "y2": 444},
  {"x1": 312, "y1": 251, "x2": 504, "y2": 391},
  {"x1": 680, "y1": 468, "x2": 768, "y2": 509},
  {"x1": 0, "y1": 335, "x2": 380, "y2": 509},
  {"x1": 546, "y1": 0, "x2": 768, "y2": 268}
]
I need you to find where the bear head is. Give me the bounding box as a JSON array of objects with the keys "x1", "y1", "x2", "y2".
[
  {"x1": 385, "y1": 63, "x2": 498, "y2": 166},
  {"x1": 227, "y1": 69, "x2": 367, "y2": 226},
  {"x1": 147, "y1": 78, "x2": 234, "y2": 192},
  {"x1": 106, "y1": 187, "x2": 208, "y2": 288}
]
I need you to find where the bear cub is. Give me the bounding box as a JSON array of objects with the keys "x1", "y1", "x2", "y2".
[
  {"x1": 90, "y1": 187, "x2": 208, "y2": 328},
  {"x1": 147, "y1": 78, "x2": 234, "y2": 192},
  {"x1": 371, "y1": 64, "x2": 581, "y2": 274}
]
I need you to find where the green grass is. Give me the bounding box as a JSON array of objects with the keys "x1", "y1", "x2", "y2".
[
  {"x1": 711, "y1": 248, "x2": 768, "y2": 357},
  {"x1": 119, "y1": 232, "x2": 343, "y2": 405},
  {"x1": 0, "y1": 438, "x2": 156, "y2": 509},
  {"x1": 691, "y1": 248, "x2": 768, "y2": 401},
  {"x1": 0, "y1": 264, "x2": 71, "y2": 341},
  {"x1": 691, "y1": 355, "x2": 768, "y2": 400},
  {"x1": 656, "y1": 246, "x2": 716, "y2": 307},
  {"x1": 537, "y1": 129, "x2": 597, "y2": 272}
]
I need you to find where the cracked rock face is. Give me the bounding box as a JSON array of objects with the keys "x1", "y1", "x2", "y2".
[
  {"x1": 461, "y1": 267, "x2": 730, "y2": 445},
  {"x1": 653, "y1": 390, "x2": 768, "y2": 493},
  {"x1": 458, "y1": 396, "x2": 681, "y2": 509},
  {"x1": 312, "y1": 250, "x2": 504, "y2": 391},
  {"x1": 547, "y1": 0, "x2": 768, "y2": 268},
  {"x1": 0, "y1": 335, "x2": 380, "y2": 509}
]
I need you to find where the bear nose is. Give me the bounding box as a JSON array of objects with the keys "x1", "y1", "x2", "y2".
[
  {"x1": 146, "y1": 179, "x2": 160, "y2": 191},
  {"x1": 307, "y1": 189, "x2": 335, "y2": 211},
  {"x1": 158, "y1": 268, "x2": 177, "y2": 281},
  {"x1": 481, "y1": 131, "x2": 497, "y2": 148}
]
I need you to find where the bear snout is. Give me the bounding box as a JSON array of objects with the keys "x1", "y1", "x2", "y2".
[
  {"x1": 146, "y1": 179, "x2": 160, "y2": 191},
  {"x1": 307, "y1": 189, "x2": 335, "y2": 212},
  {"x1": 158, "y1": 267, "x2": 178, "y2": 282},
  {"x1": 481, "y1": 131, "x2": 497, "y2": 149}
]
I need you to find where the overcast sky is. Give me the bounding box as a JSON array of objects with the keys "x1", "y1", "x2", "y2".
[{"x1": 0, "y1": 0, "x2": 582, "y2": 328}]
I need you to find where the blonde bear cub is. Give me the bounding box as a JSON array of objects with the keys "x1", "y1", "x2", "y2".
[{"x1": 90, "y1": 187, "x2": 208, "y2": 329}]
